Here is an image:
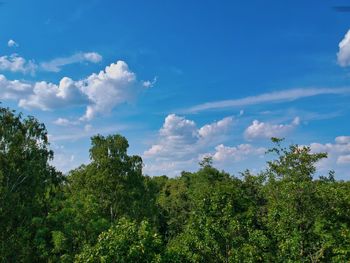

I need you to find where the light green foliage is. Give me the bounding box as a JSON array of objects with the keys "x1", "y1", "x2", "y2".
[{"x1": 264, "y1": 138, "x2": 330, "y2": 262}]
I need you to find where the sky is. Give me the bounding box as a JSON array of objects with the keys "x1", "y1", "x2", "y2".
[{"x1": 1, "y1": 0, "x2": 350, "y2": 179}]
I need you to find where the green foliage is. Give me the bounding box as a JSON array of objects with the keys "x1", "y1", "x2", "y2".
[
  {"x1": 75, "y1": 218, "x2": 163, "y2": 263},
  {"x1": 0, "y1": 107, "x2": 63, "y2": 262},
  {"x1": 264, "y1": 139, "x2": 329, "y2": 262}
]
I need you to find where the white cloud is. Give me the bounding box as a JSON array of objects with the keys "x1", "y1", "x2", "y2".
[
  {"x1": 7, "y1": 39, "x2": 19, "y2": 47},
  {"x1": 159, "y1": 114, "x2": 198, "y2": 142},
  {"x1": 49, "y1": 123, "x2": 128, "y2": 142},
  {"x1": 0, "y1": 51, "x2": 102, "y2": 75},
  {"x1": 142, "y1": 77, "x2": 157, "y2": 88},
  {"x1": 0, "y1": 60, "x2": 149, "y2": 120},
  {"x1": 53, "y1": 118, "x2": 79, "y2": 126},
  {"x1": 337, "y1": 29, "x2": 350, "y2": 67},
  {"x1": 80, "y1": 60, "x2": 143, "y2": 120},
  {"x1": 144, "y1": 114, "x2": 199, "y2": 159},
  {"x1": 337, "y1": 155, "x2": 350, "y2": 165},
  {"x1": 143, "y1": 159, "x2": 196, "y2": 176},
  {"x1": 184, "y1": 88, "x2": 350, "y2": 113},
  {"x1": 244, "y1": 117, "x2": 300, "y2": 140},
  {"x1": 211, "y1": 143, "x2": 265, "y2": 162},
  {"x1": 335, "y1": 136, "x2": 350, "y2": 144},
  {"x1": 49, "y1": 142, "x2": 85, "y2": 173},
  {"x1": 83, "y1": 52, "x2": 102, "y2": 63},
  {"x1": 18, "y1": 77, "x2": 87, "y2": 110},
  {"x1": 144, "y1": 114, "x2": 234, "y2": 159},
  {"x1": 143, "y1": 114, "x2": 235, "y2": 175},
  {"x1": 40, "y1": 52, "x2": 102, "y2": 72},
  {"x1": 198, "y1": 116, "x2": 234, "y2": 140},
  {"x1": 0, "y1": 54, "x2": 37, "y2": 74},
  {"x1": 0, "y1": 74, "x2": 32, "y2": 99},
  {"x1": 310, "y1": 136, "x2": 350, "y2": 178}
]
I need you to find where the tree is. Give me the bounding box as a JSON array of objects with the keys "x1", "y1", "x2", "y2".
[
  {"x1": 0, "y1": 107, "x2": 62, "y2": 262},
  {"x1": 264, "y1": 138, "x2": 328, "y2": 262},
  {"x1": 48, "y1": 134, "x2": 157, "y2": 260},
  {"x1": 167, "y1": 169, "x2": 270, "y2": 262}
]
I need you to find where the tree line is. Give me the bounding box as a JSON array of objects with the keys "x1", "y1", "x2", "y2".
[{"x1": 0, "y1": 106, "x2": 349, "y2": 262}]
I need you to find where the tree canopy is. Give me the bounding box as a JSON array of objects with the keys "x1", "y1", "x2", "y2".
[{"x1": 1, "y1": 106, "x2": 350, "y2": 262}]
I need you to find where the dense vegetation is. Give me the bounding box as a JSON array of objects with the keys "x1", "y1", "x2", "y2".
[{"x1": 1, "y1": 106, "x2": 350, "y2": 262}]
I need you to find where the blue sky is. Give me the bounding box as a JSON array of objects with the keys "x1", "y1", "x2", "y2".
[{"x1": 1, "y1": 0, "x2": 350, "y2": 179}]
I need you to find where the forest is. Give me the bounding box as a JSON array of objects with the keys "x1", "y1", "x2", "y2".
[{"x1": 1, "y1": 106, "x2": 350, "y2": 263}]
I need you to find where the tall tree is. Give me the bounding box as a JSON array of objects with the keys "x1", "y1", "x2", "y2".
[
  {"x1": 49, "y1": 134, "x2": 156, "y2": 260},
  {"x1": 0, "y1": 107, "x2": 62, "y2": 262},
  {"x1": 264, "y1": 138, "x2": 327, "y2": 262}
]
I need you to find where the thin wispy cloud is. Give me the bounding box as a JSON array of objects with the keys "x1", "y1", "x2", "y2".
[
  {"x1": 183, "y1": 88, "x2": 350, "y2": 113},
  {"x1": 0, "y1": 51, "x2": 102, "y2": 75},
  {"x1": 40, "y1": 52, "x2": 102, "y2": 72}
]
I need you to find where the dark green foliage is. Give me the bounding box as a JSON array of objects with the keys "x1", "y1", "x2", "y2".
[
  {"x1": 0, "y1": 107, "x2": 63, "y2": 262},
  {"x1": 1, "y1": 107, "x2": 350, "y2": 262}
]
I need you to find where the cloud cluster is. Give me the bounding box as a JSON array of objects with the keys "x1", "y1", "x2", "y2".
[
  {"x1": 244, "y1": 117, "x2": 300, "y2": 140},
  {"x1": 143, "y1": 114, "x2": 267, "y2": 175},
  {"x1": 0, "y1": 61, "x2": 149, "y2": 120}
]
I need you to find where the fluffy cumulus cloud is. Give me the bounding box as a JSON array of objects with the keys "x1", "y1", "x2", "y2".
[
  {"x1": 80, "y1": 61, "x2": 142, "y2": 120},
  {"x1": 0, "y1": 54, "x2": 37, "y2": 74},
  {"x1": 244, "y1": 117, "x2": 300, "y2": 140},
  {"x1": 18, "y1": 77, "x2": 87, "y2": 110},
  {"x1": 40, "y1": 52, "x2": 102, "y2": 72},
  {"x1": 7, "y1": 39, "x2": 19, "y2": 47},
  {"x1": 144, "y1": 114, "x2": 201, "y2": 160},
  {"x1": 198, "y1": 116, "x2": 234, "y2": 140},
  {"x1": 337, "y1": 29, "x2": 350, "y2": 67},
  {"x1": 0, "y1": 60, "x2": 149, "y2": 120}
]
